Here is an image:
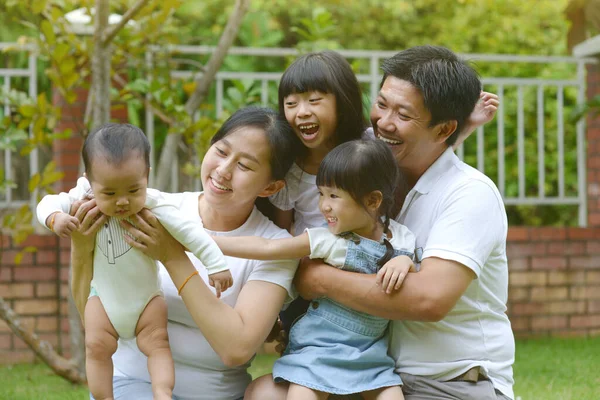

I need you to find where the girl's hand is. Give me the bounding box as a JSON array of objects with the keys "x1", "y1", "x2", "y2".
[
  {"x1": 467, "y1": 91, "x2": 499, "y2": 128},
  {"x1": 376, "y1": 255, "x2": 414, "y2": 294},
  {"x1": 70, "y1": 198, "x2": 107, "y2": 252},
  {"x1": 120, "y1": 208, "x2": 185, "y2": 265}
]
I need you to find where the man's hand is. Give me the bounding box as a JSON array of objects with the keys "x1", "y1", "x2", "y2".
[{"x1": 376, "y1": 255, "x2": 414, "y2": 294}]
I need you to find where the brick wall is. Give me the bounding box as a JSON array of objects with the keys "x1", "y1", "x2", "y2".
[
  {"x1": 0, "y1": 234, "x2": 70, "y2": 364},
  {"x1": 507, "y1": 227, "x2": 600, "y2": 337}
]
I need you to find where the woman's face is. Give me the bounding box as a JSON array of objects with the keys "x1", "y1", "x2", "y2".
[{"x1": 201, "y1": 126, "x2": 276, "y2": 210}]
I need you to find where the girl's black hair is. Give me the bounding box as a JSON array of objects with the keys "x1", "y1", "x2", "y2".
[
  {"x1": 278, "y1": 51, "x2": 366, "y2": 159},
  {"x1": 316, "y1": 139, "x2": 402, "y2": 268},
  {"x1": 82, "y1": 123, "x2": 150, "y2": 178},
  {"x1": 211, "y1": 106, "x2": 300, "y2": 181}
]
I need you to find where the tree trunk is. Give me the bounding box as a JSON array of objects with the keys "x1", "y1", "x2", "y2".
[
  {"x1": 0, "y1": 296, "x2": 86, "y2": 384},
  {"x1": 154, "y1": 0, "x2": 252, "y2": 191},
  {"x1": 91, "y1": 0, "x2": 111, "y2": 126},
  {"x1": 68, "y1": 288, "x2": 86, "y2": 377}
]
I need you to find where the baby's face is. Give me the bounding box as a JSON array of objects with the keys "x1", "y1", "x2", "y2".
[{"x1": 88, "y1": 155, "x2": 148, "y2": 219}]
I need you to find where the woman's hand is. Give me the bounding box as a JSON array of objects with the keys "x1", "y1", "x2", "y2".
[
  {"x1": 120, "y1": 208, "x2": 186, "y2": 265},
  {"x1": 70, "y1": 198, "x2": 107, "y2": 252}
]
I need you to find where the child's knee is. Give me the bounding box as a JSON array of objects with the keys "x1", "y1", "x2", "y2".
[
  {"x1": 85, "y1": 330, "x2": 118, "y2": 359},
  {"x1": 137, "y1": 325, "x2": 170, "y2": 356}
]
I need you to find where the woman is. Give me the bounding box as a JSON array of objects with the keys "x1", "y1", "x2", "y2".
[{"x1": 70, "y1": 106, "x2": 300, "y2": 400}]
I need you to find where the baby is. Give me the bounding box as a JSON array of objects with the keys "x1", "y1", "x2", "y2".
[{"x1": 37, "y1": 123, "x2": 231, "y2": 400}]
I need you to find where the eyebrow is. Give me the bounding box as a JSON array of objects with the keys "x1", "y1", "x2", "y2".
[
  {"x1": 378, "y1": 92, "x2": 417, "y2": 115},
  {"x1": 221, "y1": 139, "x2": 261, "y2": 164}
]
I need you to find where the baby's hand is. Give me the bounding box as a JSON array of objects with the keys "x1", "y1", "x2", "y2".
[
  {"x1": 49, "y1": 212, "x2": 80, "y2": 238},
  {"x1": 468, "y1": 91, "x2": 499, "y2": 128},
  {"x1": 209, "y1": 270, "x2": 233, "y2": 298},
  {"x1": 376, "y1": 255, "x2": 415, "y2": 294}
]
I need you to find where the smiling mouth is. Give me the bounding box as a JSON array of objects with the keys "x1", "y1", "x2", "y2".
[
  {"x1": 210, "y1": 177, "x2": 232, "y2": 192},
  {"x1": 378, "y1": 135, "x2": 402, "y2": 145},
  {"x1": 298, "y1": 123, "x2": 319, "y2": 139},
  {"x1": 326, "y1": 216, "x2": 338, "y2": 223}
]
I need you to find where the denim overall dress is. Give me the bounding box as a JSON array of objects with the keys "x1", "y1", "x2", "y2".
[{"x1": 272, "y1": 233, "x2": 414, "y2": 395}]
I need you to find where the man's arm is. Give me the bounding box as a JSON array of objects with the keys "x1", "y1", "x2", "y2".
[{"x1": 295, "y1": 256, "x2": 475, "y2": 321}]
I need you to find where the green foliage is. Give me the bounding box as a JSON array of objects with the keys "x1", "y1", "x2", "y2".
[{"x1": 1, "y1": 0, "x2": 581, "y2": 226}]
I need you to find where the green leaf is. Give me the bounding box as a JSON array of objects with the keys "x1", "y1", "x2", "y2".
[
  {"x1": 40, "y1": 20, "x2": 56, "y2": 46},
  {"x1": 14, "y1": 252, "x2": 24, "y2": 265},
  {"x1": 28, "y1": 173, "x2": 41, "y2": 192},
  {"x1": 32, "y1": 0, "x2": 47, "y2": 14},
  {"x1": 23, "y1": 246, "x2": 37, "y2": 253},
  {"x1": 18, "y1": 104, "x2": 36, "y2": 117},
  {"x1": 37, "y1": 93, "x2": 48, "y2": 114},
  {"x1": 53, "y1": 42, "x2": 70, "y2": 62}
]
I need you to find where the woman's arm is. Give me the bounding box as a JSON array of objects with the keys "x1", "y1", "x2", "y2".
[
  {"x1": 212, "y1": 232, "x2": 310, "y2": 260},
  {"x1": 122, "y1": 209, "x2": 291, "y2": 367},
  {"x1": 69, "y1": 199, "x2": 107, "y2": 321}
]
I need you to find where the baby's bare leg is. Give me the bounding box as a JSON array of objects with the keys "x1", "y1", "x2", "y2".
[
  {"x1": 85, "y1": 296, "x2": 119, "y2": 400},
  {"x1": 363, "y1": 385, "x2": 405, "y2": 400},
  {"x1": 287, "y1": 383, "x2": 328, "y2": 400},
  {"x1": 135, "y1": 296, "x2": 174, "y2": 400}
]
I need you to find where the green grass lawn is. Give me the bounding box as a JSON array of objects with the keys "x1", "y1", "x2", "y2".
[{"x1": 1, "y1": 338, "x2": 599, "y2": 400}]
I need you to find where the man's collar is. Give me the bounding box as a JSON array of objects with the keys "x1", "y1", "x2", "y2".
[{"x1": 411, "y1": 147, "x2": 456, "y2": 195}]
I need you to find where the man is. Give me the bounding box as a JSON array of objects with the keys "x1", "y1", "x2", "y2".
[{"x1": 295, "y1": 45, "x2": 514, "y2": 400}]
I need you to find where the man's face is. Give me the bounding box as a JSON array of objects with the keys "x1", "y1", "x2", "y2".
[{"x1": 370, "y1": 76, "x2": 445, "y2": 175}]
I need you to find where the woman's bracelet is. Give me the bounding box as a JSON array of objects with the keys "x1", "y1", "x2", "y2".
[
  {"x1": 178, "y1": 270, "x2": 199, "y2": 295},
  {"x1": 49, "y1": 212, "x2": 61, "y2": 232}
]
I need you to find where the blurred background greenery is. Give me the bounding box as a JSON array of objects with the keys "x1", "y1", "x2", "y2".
[{"x1": 0, "y1": 0, "x2": 587, "y2": 226}]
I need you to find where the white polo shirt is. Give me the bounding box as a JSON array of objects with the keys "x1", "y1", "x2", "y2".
[{"x1": 389, "y1": 147, "x2": 515, "y2": 400}]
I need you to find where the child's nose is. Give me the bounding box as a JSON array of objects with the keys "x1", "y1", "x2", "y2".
[
  {"x1": 116, "y1": 197, "x2": 129, "y2": 206},
  {"x1": 298, "y1": 102, "x2": 311, "y2": 117}
]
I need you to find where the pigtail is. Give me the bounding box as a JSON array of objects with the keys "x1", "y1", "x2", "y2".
[{"x1": 377, "y1": 214, "x2": 395, "y2": 269}]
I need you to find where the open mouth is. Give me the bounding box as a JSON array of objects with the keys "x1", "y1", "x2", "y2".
[
  {"x1": 210, "y1": 177, "x2": 232, "y2": 192},
  {"x1": 378, "y1": 135, "x2": 402, "y2": 145},
  {"x1": 298, "y1": 123, "x2": 319, "y2": 140},
  {"x1": 326, "y1": 216, "x2": 338, "y2": 223}
]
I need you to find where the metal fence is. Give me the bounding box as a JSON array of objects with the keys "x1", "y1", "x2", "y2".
[
  {"x1": 1, "y1": 44, "x2": 595, "y2": 226},
  {"x1": 0, "y1": 42, "x2": 38, "y2": 212}
]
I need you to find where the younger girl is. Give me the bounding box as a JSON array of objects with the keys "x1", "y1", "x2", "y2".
[{"x1": 213, "y1": 139, "x2": 415, "y2": 399}]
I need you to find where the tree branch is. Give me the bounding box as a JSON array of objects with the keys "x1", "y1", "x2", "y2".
[
  {"x1": 0, "y1": 296, "x2": 86, "y2": 384},
  {"x1": 154, "y1": 0, "x2": 252, "y2": 190},
  {"x1": 112, "y1": 74, "x2": 176, "y2": 126},
  {"x1": 102, "y1": 0, "x2": 152, "y2": 46}
]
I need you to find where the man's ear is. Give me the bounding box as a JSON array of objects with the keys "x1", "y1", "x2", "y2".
[
  {"x1": 435, "y1": 120, "x2": 458, "y2": 143},
  {"x1": 258, "y1": 180, "x2": 286, "y2": 198},
  {"x1": 365, "y1": 190, "x2": 383, "y2": 212}
]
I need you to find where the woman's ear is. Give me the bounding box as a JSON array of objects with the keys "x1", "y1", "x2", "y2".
[
  {"x1": 258, "y1": 180, "x2": 286, "y2": 198},
  {"x1": 365, "y1": 190, "x2": 383, "y2": 212}
]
